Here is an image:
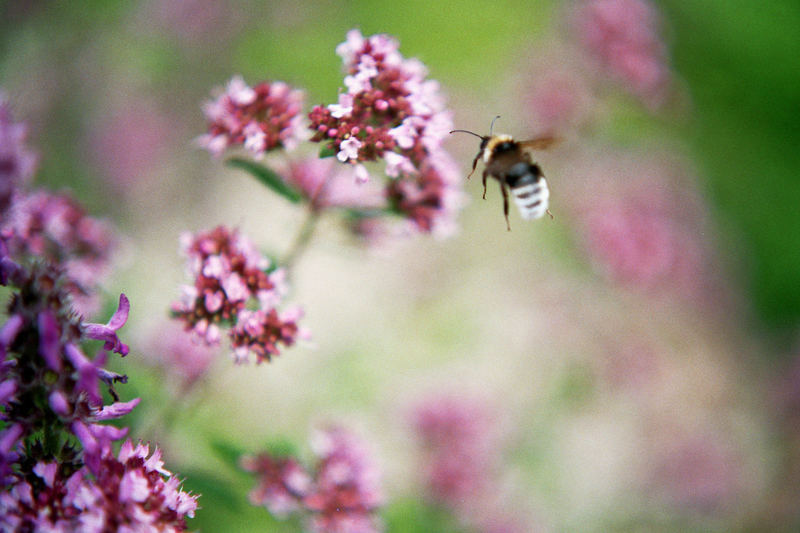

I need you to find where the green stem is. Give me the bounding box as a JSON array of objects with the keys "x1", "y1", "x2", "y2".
[{"x1": 281, "y1": 208, "x2": 320, "y2": 270}]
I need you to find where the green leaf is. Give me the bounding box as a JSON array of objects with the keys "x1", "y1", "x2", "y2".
[
  {"x1": 384, "y1": 498, "x2": 464, "y2": 533},
  {"x1": 179, "y1": 468, "x2": 242, "y2": 510},
  {"x1": 319, "y1": 145, "x2": 337, "y2": 158},
  {"x1": 226, "y1": 157, "x2": 303, "y2": 204},
  {"x1": 209, "y1": 439, "x2": 248, "y2": 472},
  {"x1": 262, "y1": 437, "x2": 300, "y2": 459}
]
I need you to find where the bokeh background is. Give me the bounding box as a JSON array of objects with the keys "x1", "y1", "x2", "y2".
[{"x1": 2, "y1": 0, "x2": 799, "y2": 531}]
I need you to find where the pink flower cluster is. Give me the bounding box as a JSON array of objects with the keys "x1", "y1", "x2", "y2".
[
  {"x1": 0, "y1": 441, "x2": 197, "y2": 532},
  {"x1": 242, "y1": 426, "x2": 384, "y2": 533},
  {"x1": 411, "y1": 395, "x2": 527, "y2": 532},
  {"x1": 412, "y1": 395, "x2": 498, "y2": 506},
  {"x1": 2, "y1": 190, "x2": 117, "y2": 317},
  {"x1": 573, "y1": 0, "x2": 671, "y2": 107},
  {"x1": 171, "y1": 225, "x2": 304, "y2": 363},
  {"x1": 309, "y1": 30, "x2": 464, "y2": 237},
  {"x1": 0, "y1": 93, "x2": 37, "y2": 217},
  {"x1": 570, "y1": 155, "x2": 708, "y2": 296},
  {"x1": 198, "y1": 75, "x2": 305, "y2": 158}
]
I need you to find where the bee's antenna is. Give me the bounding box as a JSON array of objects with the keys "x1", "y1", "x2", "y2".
[
  {"x1": 489, "y1": 115, "x2": 501, "y2": 136},
  {"x1": 449, "y1": 129, "x2": 484, "y2": 140}
]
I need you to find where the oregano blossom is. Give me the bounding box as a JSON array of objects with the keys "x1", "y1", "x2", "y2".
[{"x1": 171, "y1": 225, "x2": 305, "y2": 363}]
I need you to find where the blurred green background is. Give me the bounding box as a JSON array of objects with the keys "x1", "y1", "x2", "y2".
[{"x1": 2, "y1": 1, "x2": 800, "y2": 531}]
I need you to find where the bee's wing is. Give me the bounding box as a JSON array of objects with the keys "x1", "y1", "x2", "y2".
[{"x1": 518, "y1": 136, "x2": 560, "y2": 151}]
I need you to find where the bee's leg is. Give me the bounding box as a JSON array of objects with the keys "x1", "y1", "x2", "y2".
[
  {"x1": 500, "y1": 182, "x2": 511, "y2": 231},
  {"x1": 466, "y1": 152, "x2": 481, "y2": 180},
  {"x1": 482, "y1": 170, "x2": 488, "y2": 200},
  {"x1": 546, "y1": 208, "x2": 554, "y2": 220}
]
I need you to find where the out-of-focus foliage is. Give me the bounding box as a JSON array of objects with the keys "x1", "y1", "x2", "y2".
[{"x1": 660, "y1": 0, "x2": 800, "y2": 330}]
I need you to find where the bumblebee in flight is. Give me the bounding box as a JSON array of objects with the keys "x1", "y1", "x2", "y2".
[{"x1": 451, "y1": 116, "x2": 557, "y2": 230}]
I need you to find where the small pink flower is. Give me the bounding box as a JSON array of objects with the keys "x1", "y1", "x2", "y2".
[
  {"x1": 172, "y1": 226, "x2": 274, "y2": 340},
  {"x1": 353, "y1": 164, "x2": 370, "y2": 185},
  {"x1": 335, "y1": 29, "x2": 367, "y2": 64},
  {"x1": 383, "y1": 151, "x2": 415, "y2": 178},
  {"x1": 328, "y1": 93, "x2": 354, "y2": 119},
  {"x1": 227, "y1": 75, "x2": 257, "y2": 106},
  {"x1": 388, "y1": 119, "x2": 418, "y2": 150},
  {"x1": 243, "y1": 121, "x2": 268, "y2": 156},
  {"x1": 337, "y1": 136, "x2": 363, "y2": 162}
]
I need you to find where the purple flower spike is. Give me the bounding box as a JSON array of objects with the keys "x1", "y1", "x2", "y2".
[
  {"x1": 83, "y1": 293, "x2": 130, "y2": 356},
  {"x1": 37, "y1": 311, "x2": 63, "y2": 371}
]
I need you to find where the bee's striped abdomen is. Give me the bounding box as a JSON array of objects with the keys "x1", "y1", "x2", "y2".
[{"x1": 506, "y1": 162, "x2": 549, "y2": 220}]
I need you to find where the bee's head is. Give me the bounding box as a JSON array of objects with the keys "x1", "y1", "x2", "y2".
[{"x1": 449, "y1": 115, "x2": 503, "y2": 153}]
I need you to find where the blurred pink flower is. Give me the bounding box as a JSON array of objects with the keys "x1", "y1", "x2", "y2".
[
  {"x1": 567, "y1": 152, "x2": 711, "y2": 298},
  {"x1": 572, "y1": 0, "x2": 671, "y2": 108},
  {"x1": 0, "y1": 92, "x2": 37, "y2": 217},
  {"x1": 521, "y1": 45, "x2": 597, "y2": 134},
  {"x1": 241, "y1": 453, "x2": 312, "y2": 517},
  {"x1": 279, "y1": 157, "x2": 386, "y2": 212},
  {"x1": 88, "y1": 98, "x2": 171, "y2": 190},
  {"x1": 3, "y1": 190, "x2": 117, "y2": 317},
  {"x1": 304, "y1": 426, "x2": 384, "y2": 533},
  {"x1": 244, "y1": 426, "x2": 384, "y2": 533},
  {"x1": 141, "y1": 0, "x2": 235, "y2": 45},
  {"x1": 144, "y1": 323, "x2": 216, "y2": 390},
  {"x1": 411, "y1": 394, "x2": 500, "y2": 508},
  {"x1": 650, "y1": 432, "x2": 740, "y2": 513},
  {"x1": 198, "y1": 76, "x2": 305, "y2": 159},
  {"x1": 410, "y1": 394, "x2": 536, "y2": 532}
]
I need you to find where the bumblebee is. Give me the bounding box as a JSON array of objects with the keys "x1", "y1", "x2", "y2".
[{"x1": 451, "y1": 116, "x2": 557, "y2": 230}]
